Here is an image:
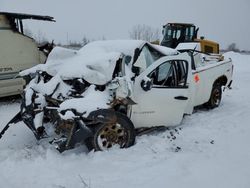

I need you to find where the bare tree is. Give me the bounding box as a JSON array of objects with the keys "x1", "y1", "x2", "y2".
[
  {"x1": 82, "y1": 35, "x2": 106, "y2": 47},
  {"x1": 23, "y1": 28, "x2": 49, "y2": 45},
  {"x1": 227, "y1": 43, "x2": 240, "y2": 52},
  {"x1": 129, "y1": 24, "x2": 160, "y2": 42},
  {"x1": 35, "y1": 30, "x2": 48, "y2": 45},
  {"x1": 68, "y1": 40, "x2": 82, "y2": 49},
  {"x1": 101, "y1": 35, "x2": 106, "y2": 40},
  {"x1": 82, "y1": 36, "x2": 90, "y2": 46}
]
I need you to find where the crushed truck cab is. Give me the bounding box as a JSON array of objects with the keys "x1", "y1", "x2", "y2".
[{"x1": 1, "y1": 40, "x2": 233, "y2": 152}]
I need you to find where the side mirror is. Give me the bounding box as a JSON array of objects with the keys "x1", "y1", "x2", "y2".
[{"x1": 141, "y1": 77, "x2": 153, "y2": 91}]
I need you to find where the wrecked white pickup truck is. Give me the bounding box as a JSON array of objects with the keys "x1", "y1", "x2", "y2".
[{"x1": 1, "y1": 40, "x2": 233, "y2": 152}]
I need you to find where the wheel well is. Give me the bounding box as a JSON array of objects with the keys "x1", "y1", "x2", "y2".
[
  {"x1": 114, "y1": 104, "x2": 127, "y2": 115},
  {"x1": 214, "y1": 76, "x2": 227, "y2": 86}
]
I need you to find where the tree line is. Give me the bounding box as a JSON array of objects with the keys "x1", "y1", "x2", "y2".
[
  {"x1": 24, "y1": 25, "x2": 247, "y2": 52},
  {"x1": 24, "y1": 24, "x2": 160, "y2": 47}
]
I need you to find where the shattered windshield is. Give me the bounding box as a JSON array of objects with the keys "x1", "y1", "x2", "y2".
[{"x1": 133, "y1": 45, "x2": 164, "y2": 73}]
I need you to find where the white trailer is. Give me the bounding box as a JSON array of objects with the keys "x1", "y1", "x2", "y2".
[{"x1": 0, "y1": 12, "x2": 55, "y2": 97}]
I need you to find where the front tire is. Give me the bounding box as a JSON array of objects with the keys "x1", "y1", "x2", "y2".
[{"x1": 85, "y1": 110, "x2": 136, "y2": 151}]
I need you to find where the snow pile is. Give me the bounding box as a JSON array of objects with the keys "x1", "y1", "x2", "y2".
[
  {"x1": 20, "y1": 40, "x2": 141, "y2": 85},
  {"x1": 21, "y1": 47, "x2": 120, "y2": 85},
  {"x1": 59, "y1": 85, "x2": 111, "y2": 118}
]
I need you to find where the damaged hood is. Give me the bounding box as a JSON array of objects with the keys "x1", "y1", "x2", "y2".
[{"x1": 20, "y1": 40, "x2": 177, "y2": 85}]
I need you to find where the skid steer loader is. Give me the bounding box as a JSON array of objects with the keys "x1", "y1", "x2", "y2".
[{"x1": 160, "y1": 23, "x2": 219, "y2": 54}]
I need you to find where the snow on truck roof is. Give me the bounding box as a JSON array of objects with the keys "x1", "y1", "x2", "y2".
[
  {"x1": 20, "y1": 40, "x2": 177, "y2": 85},
  {"x1": 78, "y1": 40, "x2": 176, "y2": 56}
]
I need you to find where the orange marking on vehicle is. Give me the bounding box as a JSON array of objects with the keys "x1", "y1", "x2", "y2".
[{"x1": 194, "y1": 74, "x2": 200, "y2": 83}]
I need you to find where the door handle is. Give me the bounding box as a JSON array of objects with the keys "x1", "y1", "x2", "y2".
[{"x1": 174, "y1": 96, "x2": 188, "y2": 100}]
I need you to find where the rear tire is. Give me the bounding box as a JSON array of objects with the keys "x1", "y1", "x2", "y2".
[
  {"x1": 206, "y1": 84, "x2": 222, "y2": 109},
  {"x1": 85, "y1": 110, "x2": 136, "y2": 151}
]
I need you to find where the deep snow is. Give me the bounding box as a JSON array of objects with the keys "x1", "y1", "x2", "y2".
[{"x1": 0, "y1": 52, "x2": 250, "y2": 188}]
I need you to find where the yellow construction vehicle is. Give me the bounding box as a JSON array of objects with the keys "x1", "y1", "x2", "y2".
[{"x1": 160, "y1": 23, "x2": 219, "y2": 54}]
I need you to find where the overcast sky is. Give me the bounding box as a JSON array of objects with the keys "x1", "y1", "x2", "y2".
[{"x1": 1, "y1": 0, "x2": 249, "y2": 50}]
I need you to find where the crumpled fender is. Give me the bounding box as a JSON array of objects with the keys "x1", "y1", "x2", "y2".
[{"x1": 87, "y1": 109, "x2": 118, "y2": 125}]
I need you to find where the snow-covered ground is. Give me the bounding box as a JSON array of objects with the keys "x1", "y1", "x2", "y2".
[{"x1": 0, "y1": 52, "x2": 250, "y2": 188}]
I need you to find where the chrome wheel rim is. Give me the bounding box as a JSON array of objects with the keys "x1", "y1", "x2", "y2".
[
  {"x1": 97, "y1": 123, "x2": 128, "y2": 150},
  {"x1": 212, "y1": 88, "x2": 221, "y2": 106}
]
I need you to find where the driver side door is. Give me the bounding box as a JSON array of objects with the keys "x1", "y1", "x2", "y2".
[{"x1": 131, "y1": 53, "x2": 191, "y2": 128}]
